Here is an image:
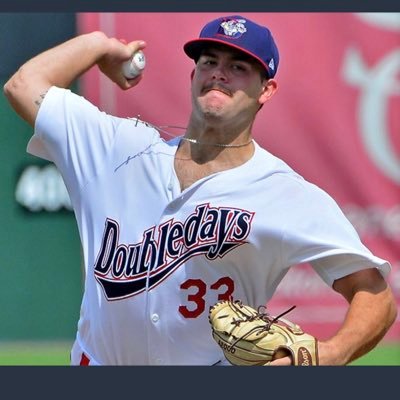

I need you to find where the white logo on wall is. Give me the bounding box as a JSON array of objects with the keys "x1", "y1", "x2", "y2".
[
  {"x1": 15, "y1": 164, "x2": 72, "y2": 212},
  {"x1": 342, "y1": 13, "x2": 400, "y2": 183}
]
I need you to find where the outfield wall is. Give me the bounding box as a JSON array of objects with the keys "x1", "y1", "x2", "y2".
[{"x1": 0, "y1": 14, "x2": 82, "y2": 340}]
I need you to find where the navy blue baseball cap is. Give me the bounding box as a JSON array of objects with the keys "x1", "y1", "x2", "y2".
[{"x1": 184, "y1": 15, "x2": 279, "y2": 79}]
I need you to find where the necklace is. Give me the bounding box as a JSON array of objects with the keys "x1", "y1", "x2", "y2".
[
  {"x1": 180, "y1": 136, "x2": 253, "y2": 148},
  {"x1": 131, "y1": 117, "x2": 253, "y2": 148}
]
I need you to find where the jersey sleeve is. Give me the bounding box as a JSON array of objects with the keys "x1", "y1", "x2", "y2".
[
  {"x1": 29, "y1": 86, "x2": 125, "y2": 187},
  {"x1": 279, "y1": 177, "x2": 391, "y2": 287}
]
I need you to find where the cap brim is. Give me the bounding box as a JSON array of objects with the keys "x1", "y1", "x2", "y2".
[{"x1": 184, "y1": 38, "x2": 270, "y2": 76}]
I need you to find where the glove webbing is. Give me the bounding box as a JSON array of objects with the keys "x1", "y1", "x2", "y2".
[{"x1": 221, "y1": 301, "x2": 297, "y2": 349}]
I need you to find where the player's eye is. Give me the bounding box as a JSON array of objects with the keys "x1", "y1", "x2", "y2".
[
  {"x1": 202, "y1": 58, "x2": 216, "y2": 65},
  {"x1": 231, "y1": 62, "x2": 250, "y2": 73},
  {"x1": 197, "y1": 57, "x2": 218, "y2": 71},
  {"x1": 232, "y1": 64, "x2": 245, "y2": 71}
]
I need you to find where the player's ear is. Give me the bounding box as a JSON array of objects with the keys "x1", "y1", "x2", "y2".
[{"x1": 259, "y1": 79, "x2": 278, "y2": 105}]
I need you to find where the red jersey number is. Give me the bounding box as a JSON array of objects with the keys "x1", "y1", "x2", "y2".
[{"x1": 178, "y1": 276, "x2": 234, "y2": 318}]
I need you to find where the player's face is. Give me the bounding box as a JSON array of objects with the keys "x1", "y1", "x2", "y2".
[{"x1": 191, "y1": 45, "x2": 275, "y2": 122}]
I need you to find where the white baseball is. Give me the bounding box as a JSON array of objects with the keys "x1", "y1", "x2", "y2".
[{"x1": 122, "y1": 50, "x2": 146, "y2": 79}]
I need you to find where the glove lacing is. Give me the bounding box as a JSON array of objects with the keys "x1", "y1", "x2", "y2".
[{"x1": 219, "y1": 300, "x2": 297, "y2": 348}]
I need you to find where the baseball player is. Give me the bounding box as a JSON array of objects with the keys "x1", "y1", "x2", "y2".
[{"x1": 4, "y1": 15, "x2": 396, "y2": 365}]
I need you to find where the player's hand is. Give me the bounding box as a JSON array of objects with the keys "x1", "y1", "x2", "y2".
[
  {"x1": 97, "y1": 38, "x2": 146, "y2": 90},
  {"x1": 269, "y1": 342, "x2": 336, "y2": 366},
  {"x1": 269, "y1": 355, "x2": 292, "y2": 366}
]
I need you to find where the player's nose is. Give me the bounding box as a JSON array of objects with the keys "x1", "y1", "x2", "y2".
[{"x1": 211, "y1": 65, "x2": 228, "y2": 81}]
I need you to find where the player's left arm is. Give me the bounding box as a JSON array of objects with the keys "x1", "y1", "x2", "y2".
[
  {"x1": 270, "y1": 267, "x2": 397, "y2": 366},
  {"x1": 318, "y1": 267, "x2": 397, "y2": 365}
]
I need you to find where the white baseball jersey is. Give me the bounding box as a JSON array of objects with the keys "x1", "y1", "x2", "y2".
[{"x1": 28, "y1": 86, "x2": 390, "y2": 365}]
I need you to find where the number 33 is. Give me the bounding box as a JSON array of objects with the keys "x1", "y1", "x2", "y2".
[{"x1": 178, "y1": 276, "x2": 235, "y2": 318}]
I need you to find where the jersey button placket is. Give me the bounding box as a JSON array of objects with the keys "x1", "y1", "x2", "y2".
[
  {"x1": 151, "y1": 313, "x2": 159, "y2": 323},
  {"x1": 147, "y1": 308, "x2": 167, "y2": 364}
]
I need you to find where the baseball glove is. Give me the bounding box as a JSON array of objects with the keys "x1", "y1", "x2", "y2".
[{"x1": 209, "y1": 299, "x2": 318, "y2": 366}]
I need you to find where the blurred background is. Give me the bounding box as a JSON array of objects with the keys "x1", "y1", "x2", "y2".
[{"x1": 0, "y1": 12, "x2": 399, "y2": 365}]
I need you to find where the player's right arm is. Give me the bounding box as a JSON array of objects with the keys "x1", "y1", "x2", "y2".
[{"x1": 3, "y1": 31, "x2": 145, "y2": 127}]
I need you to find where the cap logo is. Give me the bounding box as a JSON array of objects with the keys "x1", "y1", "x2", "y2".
[
  {"x1": 218, "y1": 18, "x2": 247, "y2": 39},
  {"x1": 268, "y1": 59, "x2": 275, "y2": 71}
]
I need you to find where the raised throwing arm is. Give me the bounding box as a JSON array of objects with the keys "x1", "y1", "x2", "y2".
[{"x1": 3, "y1": 31, "x2": 145, "y2": 127}]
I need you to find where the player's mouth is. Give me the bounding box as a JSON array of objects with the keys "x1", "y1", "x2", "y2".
[{"x1": 202, "y1": 83, "x2": 232, "y2": 97}]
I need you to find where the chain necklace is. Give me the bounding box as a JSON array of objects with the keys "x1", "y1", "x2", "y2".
[
  {"x1": 131, "y1": 116, "x2": 253, "y2": 149},
  {"x1": 180, "y1": 136, "x2": 253, "y2": 148}
]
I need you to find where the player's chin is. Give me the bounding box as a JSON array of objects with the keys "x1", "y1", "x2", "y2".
[
  {"x1": 199, "y1": 99, "x2": 228, "y2": 116},
  {"x1": 201, "y1": 108, "x2": 226, "y2": 120}
]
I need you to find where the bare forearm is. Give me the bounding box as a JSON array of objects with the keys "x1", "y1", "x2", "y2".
[
  {"x1": 21, "y1": 31, "x2": 108, "y2": 88},
  {"x1": 320, "y1": 272, "x2": 397, "y2": 365},
  {"x1": 3, "y1": 31, "x2": 109, "y2": 125},
  {"x1": 3, "y1": 31, "x2": 145, "y2": 127}
]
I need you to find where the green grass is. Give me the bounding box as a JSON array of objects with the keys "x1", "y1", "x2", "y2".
[
  {"x1": 349, "y1": 342, "x2": 400, "y2": 366},
  {"x1": 0, "y1": 341, "x2": 399, "y2": 366},
  {"x1": 0, "y1": 341, "x2": 72, "y2": 366}
]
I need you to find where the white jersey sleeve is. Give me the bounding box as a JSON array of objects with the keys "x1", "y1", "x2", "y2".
[
  {"x1": 28, "y1": 86, "x2": 160, "y2": 200},
  {"x1": 30, "y1": 86, "x2": 121, "y2": 170},
  {"x1": 277, "y1": 174, "x2": 390, "y2": 286}
]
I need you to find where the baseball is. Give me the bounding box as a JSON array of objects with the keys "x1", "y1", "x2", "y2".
[{"x1": 122, "y1": 50, "x2": 146, "y2": 79}]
